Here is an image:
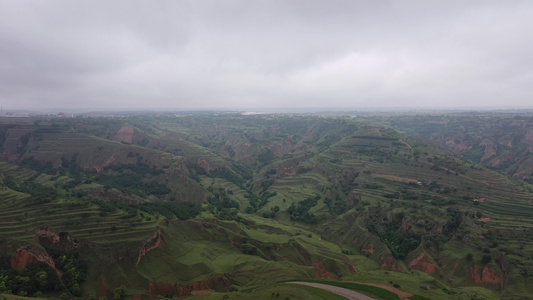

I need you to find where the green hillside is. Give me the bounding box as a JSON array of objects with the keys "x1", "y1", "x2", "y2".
[{"x1": 1, "y1": 112, "x2": 533, "y2": 300}]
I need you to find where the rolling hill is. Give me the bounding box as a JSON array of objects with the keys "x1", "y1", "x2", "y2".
[{"x1": 1, "y1": 112, "x2": 533, "y2": 300}]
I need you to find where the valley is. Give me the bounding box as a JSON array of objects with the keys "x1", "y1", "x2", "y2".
[{"x1": 1, "y1": 111, "x2": 533, "y2": 300}]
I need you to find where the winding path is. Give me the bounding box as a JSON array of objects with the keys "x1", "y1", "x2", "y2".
[
  {"x1": 288, "y1": 282, "x2": 375, "y2": 300},
  {"x1": 398, "y1": 139, "x2": 414, "y2": 154}
]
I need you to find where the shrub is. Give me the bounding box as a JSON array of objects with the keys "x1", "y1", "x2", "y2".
[
  {"x1": 481, "y1": 255, "x2": 492, "y2": 264},
  {"x1": 466, "y1": 253, "x2": 473, "y2": 261}
]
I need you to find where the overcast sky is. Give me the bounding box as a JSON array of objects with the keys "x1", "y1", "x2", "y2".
[{"x1": 1, "y1": 1, "x2": 532, "y2": 112}]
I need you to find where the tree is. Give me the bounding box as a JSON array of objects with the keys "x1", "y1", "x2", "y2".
[
  {"x1": 481, "y1": 255, "x2": 491, "y2": 264},
  {"x1": 520, "y1": 268, "x2": 533, "y2": 284},
  {"x1": 113, "y1": 285, "x2": 126, "y2": 300},
  {"x1": 466, "y1": 253, "x2": 473, "y2": 261}
]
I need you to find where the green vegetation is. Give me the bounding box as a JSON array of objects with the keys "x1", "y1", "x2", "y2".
[
  {"x1": 187, "y1": 282, "x2": 347, "y2": 299},
  {"x1": 3, "y1": 176, "x2": 57, "y2": 206},
  {"x1": 366, "y1": 211, "x2": 421, "y2": 259},
  {"x1": 288, "y1": 195, "x2": 320, "y2": 224},
  {"x1": 138, "y1": 201, "x2": 201, "y2": 220},
  {"x1": 50, "y1": 252, "x2": 87, "y2": 296},
  {"x1": 1, "y1": 112, "x2": 533, "y2": 299},
  {"x1": 292, "y1": 279, "x2": 401, "y2": 300},
  {"x1": 0, "y1": 256, "x2": 61, "y2": 296}
]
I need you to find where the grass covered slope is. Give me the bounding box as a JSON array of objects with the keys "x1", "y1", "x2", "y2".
[{"x1": 1, "y1": 112, "x2": 533, "y2": 299}]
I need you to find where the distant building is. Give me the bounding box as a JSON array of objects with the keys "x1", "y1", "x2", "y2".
[{"x1": 58, "y1": 112, "x2": 75, "y2": 118}]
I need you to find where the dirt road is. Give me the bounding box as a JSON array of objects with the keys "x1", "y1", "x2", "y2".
[{"x1": 288, "y1": 282, "x2": 375, "y2": 300}]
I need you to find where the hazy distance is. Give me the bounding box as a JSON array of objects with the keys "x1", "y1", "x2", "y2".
[{"x1": 1, "y1": 1, "x2": 533, "y2": 112}]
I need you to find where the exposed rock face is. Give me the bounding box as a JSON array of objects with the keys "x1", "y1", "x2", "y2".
[
  {"x1": 149, "y1": 274, "x2": 232, "y2": 299},
  {"x1": 408, "y1": 253, "x2": 440, "y2": 274},
  {"x1": 137, "y1": 228, "x2": 164, "y2": 265},
  {"x1": 37, "y1": 228, "x2": 81, "y2": 251},
  {"x1": 466, "y1": 265, "x2": 505, "y2": 289},
  {"x1": 11, "y1": 245, "x2": 55, "y2": 270},
  {"x1": 37, "y1": 229, "x2": 60, "y2": 244}
]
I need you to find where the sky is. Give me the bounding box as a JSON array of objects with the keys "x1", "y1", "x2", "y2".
[{"x1": 1, "y1": 1, "x2": 533, "y2": 112}]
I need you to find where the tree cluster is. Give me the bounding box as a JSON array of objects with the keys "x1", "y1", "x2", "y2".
[
  {"x1": 3, "y1": 176, "x2": 58, "y2": 206},
  {"x1": 0, "y1": 256, "x2": 62, "y2": 296},
  {"x1": 288, "y1": 195, "x2": 321, "y2": 224}
]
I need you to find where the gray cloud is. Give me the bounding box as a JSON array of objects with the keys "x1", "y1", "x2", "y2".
[{"x1": 1, "y1": 0, "x2": 532, "y2": 111}]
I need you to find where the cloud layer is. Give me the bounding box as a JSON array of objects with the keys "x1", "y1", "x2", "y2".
[{"x1": 1, "y1": 1, "x2": 532, "y2": 111}]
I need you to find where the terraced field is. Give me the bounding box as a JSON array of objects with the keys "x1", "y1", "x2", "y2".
[
  {"x1": 2, "y1": 114, "x2": 533, "y2": 299},
  {"x1": 0, "y1": 160, "x2": 161, "y2": 248}
]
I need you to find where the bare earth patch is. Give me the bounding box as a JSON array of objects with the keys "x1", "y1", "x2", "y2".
[
  {"x1": 116, "y1": 126, "x2": 134, "y2": 143},
  {"x1": 190, "y1": 290, "x2": 211, "y2": 295}
]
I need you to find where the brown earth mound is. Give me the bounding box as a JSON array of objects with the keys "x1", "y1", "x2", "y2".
[
  {"x1": 381, "y1": 256, "x2": 404, "y2": 272},
  {"x1": 312, "y1": 259, "x2": 339, "y2": 279},
  {"x1": 466, "y1": 265, "x2": 504, "y2": 289},
  {"x1": 116, "y1": 126, "x2": 135, "y2": 143},
  {"x1": 408, "y1": 253, "x2": 440, "y2": 274},
  {"x1": 11, "y1": 245, "x2": 55, "y2": 270},
  {"x1": 37, "y1": 228, "x2": 81, "y2": 251},
  {"x1": 137, "y1": 228, "x2": 164, "y2": 265},
  {"x1": 190, "y1": 290, "x2": 211, "y2": 295}
]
